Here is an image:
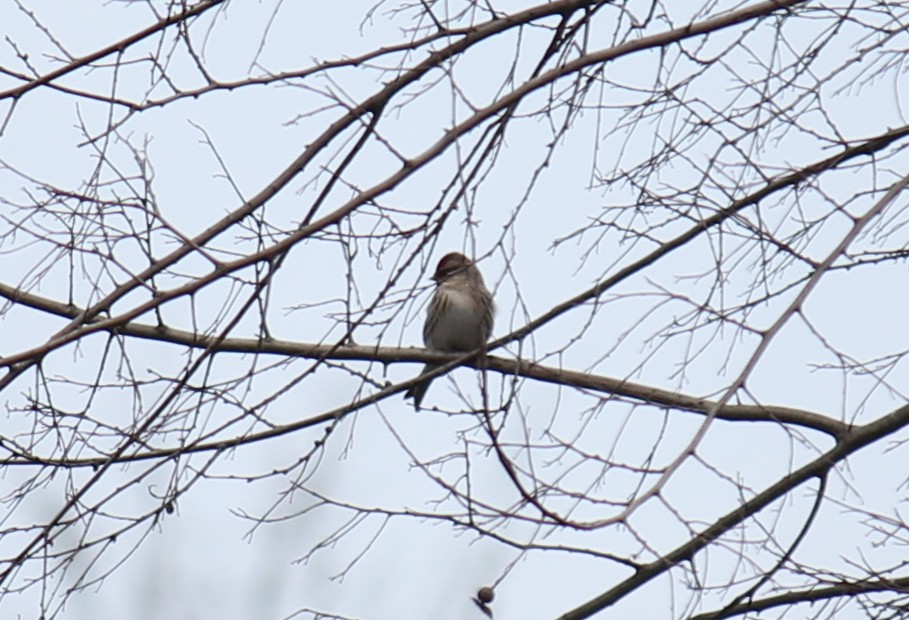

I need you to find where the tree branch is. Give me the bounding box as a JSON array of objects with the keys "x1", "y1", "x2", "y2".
[{"x1": 0, "y1": 281, "x2": 848, "y2": 442}]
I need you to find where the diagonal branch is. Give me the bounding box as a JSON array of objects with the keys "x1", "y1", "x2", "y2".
[
  {"x1": 555, "y1": 400, "x2": 909, "y2": 620},
  {"x1": 0, "y1": 0, "x2": 227, "y2": 102},
  {"x1": 689, "y1": 574, "x2": 909, "y2": 620}
]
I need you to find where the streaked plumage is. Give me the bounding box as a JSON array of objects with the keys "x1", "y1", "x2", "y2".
[{"x1": 405, "y1": 252, "x2": 494, "y2": 409}]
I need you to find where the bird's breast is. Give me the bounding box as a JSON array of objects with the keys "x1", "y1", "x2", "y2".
[{"x1": 425, "y1": 289, "x2": 488, "y2": 352}]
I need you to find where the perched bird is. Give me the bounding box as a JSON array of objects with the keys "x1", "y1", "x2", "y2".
[{"x1": 404, "y1": 252, "x2": 495, "y2": 409}]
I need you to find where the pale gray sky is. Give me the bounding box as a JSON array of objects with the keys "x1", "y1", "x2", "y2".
[{"x1": 2, "y1": 1, "x2": 909, "y2": 619}]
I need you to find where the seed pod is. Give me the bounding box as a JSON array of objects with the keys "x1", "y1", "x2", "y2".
[{"x1": 477, "y1": 587, "x2": 495, "y2": 604}]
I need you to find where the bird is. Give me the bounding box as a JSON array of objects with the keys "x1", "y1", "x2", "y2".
[{"x1": 404, "y1": 252, "x2": 495, "y2": 409}]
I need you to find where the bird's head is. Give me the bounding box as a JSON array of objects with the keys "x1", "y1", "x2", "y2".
[{"x1": 432, "y1": 252, "x2": 473, "y2": 283}]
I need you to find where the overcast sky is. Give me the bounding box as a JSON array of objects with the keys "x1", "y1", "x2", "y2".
[{"x1": 2, "y1": 1, "x2": 909, "y2": 619}]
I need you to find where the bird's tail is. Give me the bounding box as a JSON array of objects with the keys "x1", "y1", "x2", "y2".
[{"x1": 404, "y1": 363, "x2": 438, "y2": 410}]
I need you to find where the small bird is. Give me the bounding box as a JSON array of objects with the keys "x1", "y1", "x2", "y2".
[{"x1": 405, "y1": 252, "x2": 495, "y2": 409}]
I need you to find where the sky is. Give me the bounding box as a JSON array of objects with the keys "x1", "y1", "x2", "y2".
[{"x1": 2, "y1": 1, "x2": 909, "y2": 619}]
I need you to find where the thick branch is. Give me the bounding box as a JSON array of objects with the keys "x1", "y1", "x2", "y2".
[
  {"x1": 555, "y1": 402, "x2": 909, "y2": 619},
  {"x1": 690, "y1": 575, "x2": 909, "y2": 620},
  {"x1": 0, "y1": 281, "x2": 847, "y2": 439}
]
